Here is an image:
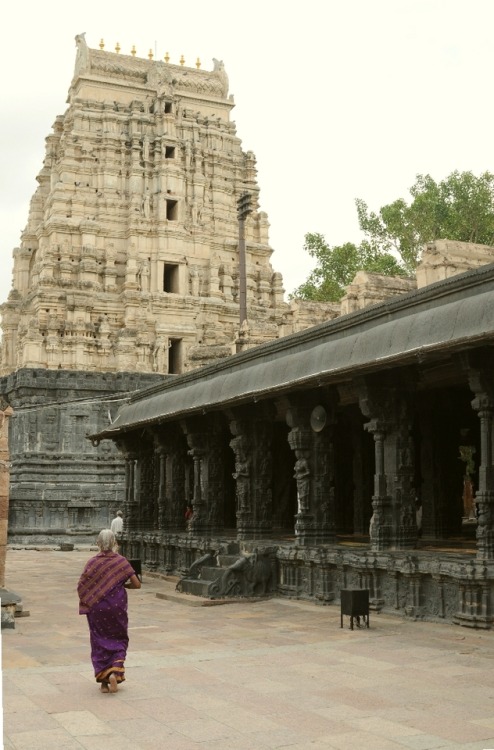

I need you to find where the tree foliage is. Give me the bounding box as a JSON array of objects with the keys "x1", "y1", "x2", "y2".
[
  {"x1": 292, "y1": 234, "x2": 405, "y2": 302},
  {"x1": 294, "y1": 170, "x2": 494, "y2": 301}
]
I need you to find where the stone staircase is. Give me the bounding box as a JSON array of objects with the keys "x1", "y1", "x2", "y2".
[{"x1": 176, "y1": 543, "x2": 276, "y2": 599}]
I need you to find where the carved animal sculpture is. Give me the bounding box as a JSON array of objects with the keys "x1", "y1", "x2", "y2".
[
  {"x1": 248, "y1": 550, "x2": 273, "y2": 596},
  {"x1": 209, "y1": 550, "x2": 273, "y2": 598}
]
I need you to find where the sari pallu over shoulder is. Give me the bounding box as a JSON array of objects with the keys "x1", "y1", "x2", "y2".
[{"x1": 78, "y1": 552, "x2": 135, "y2": 614}]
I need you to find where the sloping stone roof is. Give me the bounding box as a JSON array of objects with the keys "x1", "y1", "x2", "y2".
[{"x1": 91, "y1": 263, "x2": 494, "y2": 440}]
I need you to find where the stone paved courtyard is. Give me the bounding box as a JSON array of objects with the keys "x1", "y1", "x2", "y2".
[{"x1": 3, "y1": 547, "x2": 494, "y2": 749}]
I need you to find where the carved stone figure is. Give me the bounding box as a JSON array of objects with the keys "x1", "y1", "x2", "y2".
[
  {"x1": 212, "y1": 58, "x2": 229, "y2": 97},
  {"x1": 189, "y1": 267, "x2": 201, "y2": 296},
  {"x1": 141, "y1": 192, "x2": 151, "y2": 219},
  {"x1": 152, "y1": 336, "x2": 167, "y2": 372},
  {"x1": 233, "y1": 450, "x2": 250, "y2": 513},
  {"x1": 138, "y1": 260, "x2": 150, "y2": 291},
  {"x1": 74, "y1": 33, "x2": 89, "y2": 77},
  {"x1": 209, "y1": 550, "x2": 273, "y2": 598},
  {"x1": 294, "y1": 456, "x2": 311, "y2": 513}
]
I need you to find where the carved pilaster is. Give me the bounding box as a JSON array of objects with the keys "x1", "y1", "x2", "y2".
[{"x1": 469, "y1": 363, "x2": 494, "y2": 561}]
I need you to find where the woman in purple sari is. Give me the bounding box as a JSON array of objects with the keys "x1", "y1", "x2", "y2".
[{"x1": 78, "y1": 529, "x2": 141, "y2": 693}]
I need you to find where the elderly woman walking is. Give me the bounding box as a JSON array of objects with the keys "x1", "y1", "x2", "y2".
[{"x1": 77, "y1": 529, "x2": 141, "y2": 693}]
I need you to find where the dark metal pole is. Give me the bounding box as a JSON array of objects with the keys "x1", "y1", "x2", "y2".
[
  {"x1": 238, "y1": 215, "x2": 247, "y2": 326},
  {"x1": 237, "y1": 192, "x2": 252, "y2": 329}
]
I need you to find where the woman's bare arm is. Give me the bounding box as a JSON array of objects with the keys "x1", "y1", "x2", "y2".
[{"x1": 125, "y1": 574, "x2": 141, "y2": 589}]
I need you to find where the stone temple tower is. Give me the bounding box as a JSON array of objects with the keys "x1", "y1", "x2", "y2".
[
  {"x1": 1, "y1": 33, "x2": 287, "y2": 378},
  {"x1": 0, "y1": 34, "x2": 291, "y2": 543}
]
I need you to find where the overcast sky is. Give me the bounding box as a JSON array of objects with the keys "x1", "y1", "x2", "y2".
[{"x1": 2, "y1": 0, "x2": 494, "y2": 306}]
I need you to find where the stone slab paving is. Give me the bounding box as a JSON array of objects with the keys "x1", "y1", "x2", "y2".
[{"x1": 3, "y1": 547, "x2": 494, "y2": 750}]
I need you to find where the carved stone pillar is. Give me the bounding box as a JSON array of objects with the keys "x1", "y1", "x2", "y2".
[
  {"x1": 167, "y1": 448, "x2": 188, "y2": 531},
  {"x1": 122, "y1": 451, "x2": 138, "y2": 537},
  {"x1": 469, "y1": 364, "x2": 494, "y2": 560},
  {"x1": 358, "y1": 377, "x2": 417, "y2": 551},
  {"x1": 364, "y1": 420, "x2": 392, "y2": 550},
  {"x1": 288, "y1": 421, "x2": 313, "y2": 541},
  {"x1": 188, "y1": 444, "x2": 206, "y2": 532},
  {"x1": 229, "y1": 427, "x2": 253, "y2": 537},
  {"x1": 155, "y1": 445, "x2": 166, "y2": 531},
  {"x1": 286, "y1": 398, "x2": 336, "y2": 546},
  {"x1": 229, "y1": 407, "x2": 274, "y2": 539},
  {"x1": 313, "y1": 426, "x2": 335, "y2": 543},
  {"x1": 152, "y1": 428, "x2": 187, "y2": 533},
  {"x1": 136, "y1": 448, "x2": 157, "y2": 532},
  {"x1": 183, "y1": 418, "x2": 227, "y2": 536}
]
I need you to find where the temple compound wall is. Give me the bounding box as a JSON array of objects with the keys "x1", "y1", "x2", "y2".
[{"x1": 91, "y1": 263, "x2": 494, "y2": 628}]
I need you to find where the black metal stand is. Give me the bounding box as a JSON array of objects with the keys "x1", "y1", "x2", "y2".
[
  {"x1": 340, "y1": 589, "x2": 369, "y2": 630},
  {"x1": 128, "y1": 558, "x2": 142, "y2": 582}
]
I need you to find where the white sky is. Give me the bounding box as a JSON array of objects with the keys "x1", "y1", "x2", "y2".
[{"x1": 2, "y1": 0, "x2": 494, "y2": 305}]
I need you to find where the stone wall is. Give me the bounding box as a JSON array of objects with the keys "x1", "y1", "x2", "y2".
[
  {"x1": 416, "y1": 240, "x2": 494, "y2": 288},
  {"x1": 0, "y1": 405, "x2": 13, "y2": 583},
  {"x1": 2, "y1": 368, "x2": 163, "y2": 543},
  {"x1": 339, "y1": 271, "x2": 417, "y2": 315}
]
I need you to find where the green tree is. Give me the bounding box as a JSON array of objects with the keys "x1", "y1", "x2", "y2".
[
  {"x1": 293, "y1": 234, "x2": 406, "y2": 302},
  {"x1": 295, "y1": 170, "x2": 494, "y2": 301},
  {"x1": 356, "y1": 170, "x2": 494, "y2": 273}
]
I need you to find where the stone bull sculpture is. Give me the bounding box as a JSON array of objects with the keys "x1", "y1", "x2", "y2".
[{"x1": 209, "y1": 549, "x2": 274, "y2": 598}]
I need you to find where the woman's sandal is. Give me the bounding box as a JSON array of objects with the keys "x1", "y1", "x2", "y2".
[{"x1": 109, "y1": 674, "x2": 118, "y2": 693}]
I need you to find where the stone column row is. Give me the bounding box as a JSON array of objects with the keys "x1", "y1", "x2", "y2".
[{"x1": 116, "y1": 362, "x2": 494, "y2": 560}]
